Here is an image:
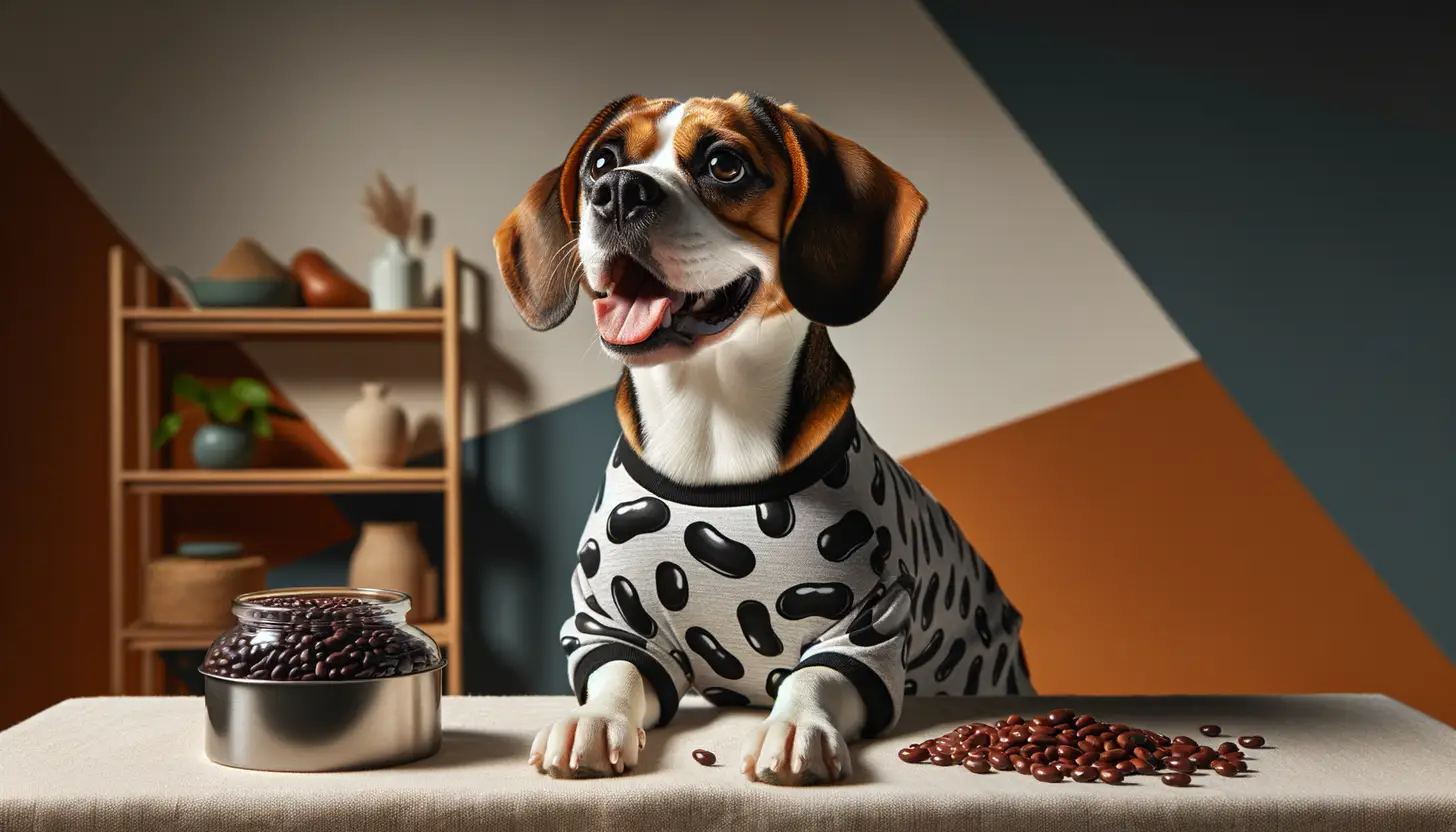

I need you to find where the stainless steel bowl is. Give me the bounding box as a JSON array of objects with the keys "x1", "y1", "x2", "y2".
[{"x1": 203, "y1": 663, "x2": 443, "y2": 772}]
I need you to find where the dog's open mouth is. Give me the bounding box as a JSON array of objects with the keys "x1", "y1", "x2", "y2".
[{"x1": 592, "y1": 254, "x2": 759, "y2": 352}]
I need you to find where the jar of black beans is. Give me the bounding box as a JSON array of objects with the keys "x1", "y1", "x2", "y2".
[{"x1": 201, "y1": 588, "x2": 443, "y2": 682}]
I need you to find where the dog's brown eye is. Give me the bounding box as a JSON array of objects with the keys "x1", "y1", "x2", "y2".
[
  {"x1": 707, "y1": 151, "x2": 745, "y2": 184},
  {"x1": 588, "y1": 147, "x2": 618, "y2": 177}
]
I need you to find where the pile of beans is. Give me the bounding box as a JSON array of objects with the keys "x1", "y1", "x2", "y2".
[
  {"x1": 898, "y1": 708, "x2": 1268, "y2": 787},
  {"x1": 202, "y1": 594, "x2": 438, "y2": 682}
]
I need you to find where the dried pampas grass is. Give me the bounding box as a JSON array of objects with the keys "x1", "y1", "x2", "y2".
[{"x1": 364, "y1": 171, "x2": 417, "y2": 241}]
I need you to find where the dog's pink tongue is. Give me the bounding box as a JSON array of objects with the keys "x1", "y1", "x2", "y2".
[{"x1": 594, "y1": 287, "x2": 670, "y2": 345}]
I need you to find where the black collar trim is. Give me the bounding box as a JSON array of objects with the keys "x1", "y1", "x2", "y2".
[{"x1": 616, "y1": 407, "x2": 858, "y2": 508}]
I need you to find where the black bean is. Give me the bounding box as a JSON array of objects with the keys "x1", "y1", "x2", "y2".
[
  {"x1": 578, "y1": 539, "x2": 602, "y2": 579},
  {"x1": 755, "y1": 498, "x2": 796, "y2": 538},
  {"x1": 817, "y1": 510, "x2": 874, "y2": 563},
  {"x1": 606, "y1": 497, "x2": 672, "y2": 544},
  {"x1": 928, "y1": 506, "x2": 944, "y2": 556},
  {"x1": 775, "y1": 583, "x2": 854, "y2": 620},
  {"x1": 962, "y1": 655, "x2": 984, "y2": 695},
  {"x1": 934, "y1": 638, "x2": 967, "y2": 683},
  {"x1": 737, "y1": 600, "x2": 783, "y2": 656},
  {"x1": 611, "y1": 576, "x2": 658, "y2": 638},
  {"x1": 869, "y1": 527, "x2": 893, "y2": 575},
  {"x1": 991, "y1": 643, "x2": 1009, "y2": 686},
  {"x1": 655, "y1": 561, "x2": 690, "y2": 611},
  {"x1": 975, "y1": 606, "x2": 993, "y2": 648},
  {"x1": 685, "y1": 627, "x2": 745, "y2": 680},
  {"x1": 684, "y1": 522, "x2": 757, "y2": 579},
  {"x1": 907, "y1": 629, "x2": 944, "y2": 671},
  {"x1": 892, "y1": 475, "x2": 907, "y2": 542},
  {"x1": 920, "y1": 573, "x2": 940, "y2": 629}
]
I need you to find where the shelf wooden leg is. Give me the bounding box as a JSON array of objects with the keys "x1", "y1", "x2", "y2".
[
  {"x1": 139, "y1": 650, "x2": 158, "y2": 696},
  {"x1": 443, "y1": 247, "x2": 464, "y2": 695},
  {"x1": 108, "y1": 246, "x2": 127, "y2": 695},
  {"x1": 134, "y1": 262, "x2": 159, "y2": 690}
]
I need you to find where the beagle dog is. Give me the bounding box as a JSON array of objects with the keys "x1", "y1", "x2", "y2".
[{"x1": 494, "y1": 93, "x2": 1033, "y2": 787}]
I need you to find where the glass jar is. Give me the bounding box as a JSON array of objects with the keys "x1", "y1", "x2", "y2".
[{"x1": 201, "y1": 587, "x2": 443, "y2": 683}]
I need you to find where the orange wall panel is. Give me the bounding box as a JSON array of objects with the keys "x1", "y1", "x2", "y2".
[{"x1": 905, "y1": 361, "x2": 1456, "y2": 726}]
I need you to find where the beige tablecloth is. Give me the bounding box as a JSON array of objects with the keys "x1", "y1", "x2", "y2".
[{"x1": 2, "y1": 694, "x2": 1454, "y2": 832}]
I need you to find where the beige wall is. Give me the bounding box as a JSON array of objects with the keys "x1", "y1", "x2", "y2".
[{"x1": 0, "y1": 0, "x2": 1193, "y2": 457}]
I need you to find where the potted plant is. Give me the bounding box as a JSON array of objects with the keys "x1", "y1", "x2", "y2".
[{"x1": 152, "y1": 374, "x2": 303, "y2": 469}]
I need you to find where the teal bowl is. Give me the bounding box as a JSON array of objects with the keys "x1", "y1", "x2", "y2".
[{"x1": 189, "y1": 277, "x2": 300, "y2": 308}]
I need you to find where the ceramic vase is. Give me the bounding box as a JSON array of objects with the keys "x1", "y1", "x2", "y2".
[
  {"x1": 369, "y1": 237, "x2": 413, "y2": 311},
  {"x1": 342, "y1": 383, "x2": 409, "y2": 470},
  {"x1": 347, "y1": 521, "x2": 430, "y2": 623},
  {"x1": 192, "y1": 424, "x2": 256, "y2": 469}
]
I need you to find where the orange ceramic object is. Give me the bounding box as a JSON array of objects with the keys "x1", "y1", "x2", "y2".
[{"x1": 291, "y1": 248, "x2": 370, "y2": 308}]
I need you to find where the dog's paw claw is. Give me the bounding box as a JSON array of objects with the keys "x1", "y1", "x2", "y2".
[
  {"x1": 741, "y1": 717, "x2": 850, "y2": 787},
  {"x1": 532, "y1": 708, "x2": 644, "y2": 779}
]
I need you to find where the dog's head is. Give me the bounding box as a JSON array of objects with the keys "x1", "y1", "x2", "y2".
[{"x1": 494, "y1": 93, "x2": 927, "y2": 366}]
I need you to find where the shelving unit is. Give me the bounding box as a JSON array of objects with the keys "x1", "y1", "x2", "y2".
[{"x1": 107, "y1": 245, "x2": 464, "y2": 695}]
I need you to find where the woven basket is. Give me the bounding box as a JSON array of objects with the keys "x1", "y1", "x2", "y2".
[{"x1": 144, "y1": 554, "x2": 268, "y2": 629}]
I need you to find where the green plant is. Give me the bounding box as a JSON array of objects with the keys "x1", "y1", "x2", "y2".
[{"x1": 152, "y1": 374, "x2": 303, "y2": 449}]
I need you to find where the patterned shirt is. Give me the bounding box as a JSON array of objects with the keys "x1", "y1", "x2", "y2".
[{"x1": 561, "y1": 408, "x2": 1033, "y2": 737}]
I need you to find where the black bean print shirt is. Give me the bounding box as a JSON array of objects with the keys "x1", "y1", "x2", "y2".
[{"x1": 562, "y1": 408, "x2": 1033, "y2": 737}]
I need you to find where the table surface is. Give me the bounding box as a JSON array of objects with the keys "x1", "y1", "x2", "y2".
[{"x1": 2, "y1": 694, "x2": 1454, "y2": 832}]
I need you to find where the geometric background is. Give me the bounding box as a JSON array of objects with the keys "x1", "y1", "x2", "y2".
[
  {"x1": 1, "y1": 0, "x2": 1450, "y2": 726},
  {"x1": 924, "y1": 0, "x2": 1456, "y2": 662},
  {"x1": 919, "y1": 1, "x2": 1456, "y2": 719}
]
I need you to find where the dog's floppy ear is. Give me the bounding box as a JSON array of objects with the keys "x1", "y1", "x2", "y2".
[
  {"x1": 494, "y1": 95, "x2": 645, "y2": 331},
  {"x1": 752, "y1": 96, "x2": 928, "y2": 327}
]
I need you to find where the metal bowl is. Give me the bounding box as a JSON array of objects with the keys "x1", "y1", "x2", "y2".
[{"x1": 203, "y1": 663, "x2": 443, "y2": 772}]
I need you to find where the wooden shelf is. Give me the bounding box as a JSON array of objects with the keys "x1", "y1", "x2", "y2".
[
  {"x1": 109, "y1": 246, "x2": 467, "y2": 695},
  {"x1": 123, "y1": 620, "x2": 452, "y2": 651},
  {"x1": 122, "y1": 308, "x2": 445, "y2": 340},
  {"x1": 120, "y1": 468, "x2": 449, "y2": 494}
]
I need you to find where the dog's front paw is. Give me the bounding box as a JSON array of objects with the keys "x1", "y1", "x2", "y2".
[
  {"x1": 740, "y1": 712, "x2": 852, "y2": 787},
  {"x1": 528, "y1": 706, "x2": 647, "y2": 779}
]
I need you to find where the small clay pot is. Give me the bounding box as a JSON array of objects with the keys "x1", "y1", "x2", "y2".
[
  {"x1": 292, "y1": 248, "x2": 370, "y2": 308},
  {"x1": 342, "y1": 383, "x2": 408, "y2": 469}
]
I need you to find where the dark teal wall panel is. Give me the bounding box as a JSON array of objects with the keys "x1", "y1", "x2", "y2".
[{"x1": 920, "y1": 4, "x2": 1455, "y2": 659}]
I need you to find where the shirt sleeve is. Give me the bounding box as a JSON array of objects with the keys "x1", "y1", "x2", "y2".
[
  {"x1": 561, "y1": 562, "x2": 693, "y2": 727},
  {"x1": 793, "y1": 571, "x2": 915, "y2": 738}
]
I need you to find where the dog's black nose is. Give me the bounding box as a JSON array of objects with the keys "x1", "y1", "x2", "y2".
[{"x1": 590, "y1": 169, "x2": 665, "y2": 227}]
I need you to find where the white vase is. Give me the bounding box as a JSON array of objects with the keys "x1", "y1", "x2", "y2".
[
  {"x1": 370, "y1": 237, "x2": 413, "y2": 311},
  {"x1": 347, "y1": 522, "x2": 430, "y2": 623},
  {"x1": 342, "y1": 382, "x2": 409, "y2": 470}
]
